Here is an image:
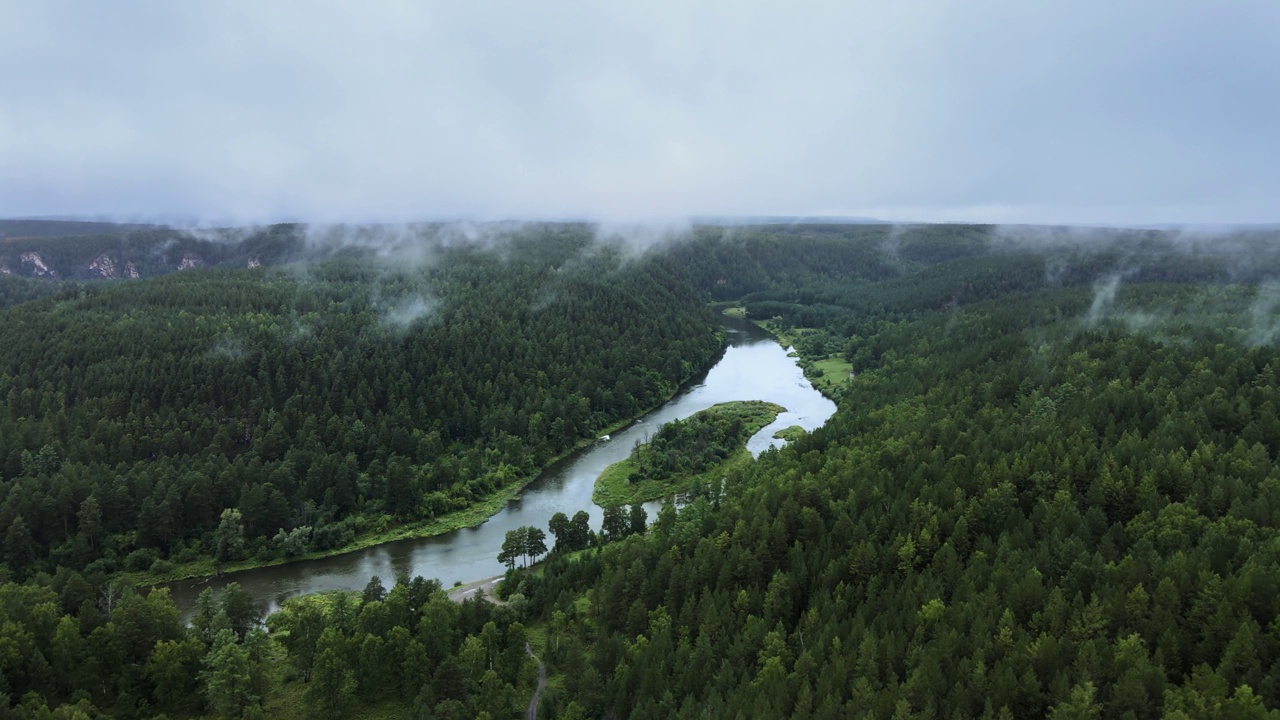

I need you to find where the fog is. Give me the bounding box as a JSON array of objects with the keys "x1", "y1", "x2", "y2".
[{"x1": 2, "y1": 2, "x2": 1277, "y2": 225}]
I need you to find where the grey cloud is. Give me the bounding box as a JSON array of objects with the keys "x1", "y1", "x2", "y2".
[{"x1": 1, "y1": 2, "x2": 1278, "y2": 225}]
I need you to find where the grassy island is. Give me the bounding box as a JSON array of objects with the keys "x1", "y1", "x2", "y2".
[
  {"x1": 593, "y1": 400, "x2": 784, "y2": 506},
  {"x1": 771, "y1": 424, "x2": 806, "y2": 442}
]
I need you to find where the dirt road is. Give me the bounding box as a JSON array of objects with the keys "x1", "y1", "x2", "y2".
[{"x1": 526, "y1": 642, "x2": 547, "y2": 720}]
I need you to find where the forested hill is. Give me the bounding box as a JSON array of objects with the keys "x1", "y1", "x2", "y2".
[
  {"x1": 0, "y1": 227, "x2": 722, "y2": 579},
  {"x1": 512, "y1": 226, "x2": 1280, "y2": 719},
  {"x1": 0, "y1": 220, "x2": 554, "y2": 283},
  {"x1": 0, "y1": 219, "x2": 159, "y2": 239},
  {"x1": 0, "y1": 222, "x2": 298, "y2": 282}
]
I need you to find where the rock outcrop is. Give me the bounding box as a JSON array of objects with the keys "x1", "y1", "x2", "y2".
[
  {"x1": 19, "y1": 252, "x2": 58, "y2": 279},
  {"x1": 84, "y1": 253, "x2": 141, "y2": 280},
  {"x1": 87, "y1": 253, "x2": 120, "y2": 279}
]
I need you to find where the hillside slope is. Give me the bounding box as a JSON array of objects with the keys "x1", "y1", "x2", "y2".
[{"x1": 524, "y1": 229, "x2": 1280, "y2": 719}]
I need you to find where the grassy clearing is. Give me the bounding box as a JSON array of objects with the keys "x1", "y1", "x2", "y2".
[
  {"x1": 592, "y1": 400, "x2": 783, "y2": 506},
  {"x1": 807, "y1": 356, "x2": 856, "y2": 396}
]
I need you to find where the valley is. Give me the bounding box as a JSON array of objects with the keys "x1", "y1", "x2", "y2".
[{"x1": 2, "y1": 221, "x2": 1280, "y2": 718}]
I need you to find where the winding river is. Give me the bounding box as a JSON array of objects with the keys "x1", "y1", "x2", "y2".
[{"x1": 167, "y1": 316, "x2": 836, "y2": 617}]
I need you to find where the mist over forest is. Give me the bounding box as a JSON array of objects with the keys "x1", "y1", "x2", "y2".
[
  {"x1": 0, "y1": 218, "x2": 1278, "y2": 718},
  {"x1": 3, "y1": 0, "x2": 1278, "y2": 715}
]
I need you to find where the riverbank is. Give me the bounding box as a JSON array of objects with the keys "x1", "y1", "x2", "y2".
[
  {"x1": 722, "y1": 306, "x2": 853, "y2": 401},
  {"x1": 132, "y1": 329, "x2": 728, "y2": 590}
]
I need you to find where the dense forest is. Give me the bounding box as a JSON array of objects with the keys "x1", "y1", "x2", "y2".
[
  {"x1": 511, "y1": 224, "x2": 1280, "y2": 719},
  {"x1": 2, "y1": 220, "x2": 1280, "y2": 718},
  {"x1": 0, "y1": 225, "x2": 722, "y2": 580},
  {"x1": 0, "y1": 568, "x2": 541, "y2": 719}
]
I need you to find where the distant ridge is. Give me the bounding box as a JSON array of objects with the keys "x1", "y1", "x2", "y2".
[
  {"x1": 0, "y1": 218, "x2": 159, "y2": 239},
  {"x1": 692, "y1": 215, "x2": 884, "y2": 226}
]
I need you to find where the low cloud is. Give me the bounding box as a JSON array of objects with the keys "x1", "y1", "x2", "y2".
[
  {"x1": 1086, "y1": 271, "x2": 1130, "y2": 325},
  {"x1": 593, "y1": 219, "x2": 693, "y2": 257},
  {"x1": 208, "y1": 335, "x2": 247, "y2": 362},
  {"x1": 1248, "y1": 281, "x2": 1280, "y2": 347},
  {"x1": 381, "y1": 295, "x2": 439, "y2": 330}
]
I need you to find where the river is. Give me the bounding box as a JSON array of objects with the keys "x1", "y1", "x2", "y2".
[{"x1": 166, "y1": 316, "x2": 836, "y2": 617}]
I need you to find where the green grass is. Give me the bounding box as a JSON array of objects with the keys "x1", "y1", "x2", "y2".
[
  {"x1": 807, "y1": 356, "x2": 856, "y2": 396},
  {"x1": 592, "y1": 400, "x2": 783, "y2": 506},
  {"x1": 772, "y1": 425, "x2": 806, "y2": 442}
]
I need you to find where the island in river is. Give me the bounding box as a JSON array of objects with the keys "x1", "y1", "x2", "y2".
[{"x1": 592, "y1": 400, "x2": 785, "y2": 507}]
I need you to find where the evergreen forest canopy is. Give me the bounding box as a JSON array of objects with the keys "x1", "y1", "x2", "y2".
[
  {"x1": 2, "y1": 220, "x2": 1280, "y2": 718},
  {"x1": 0, "y1": 224, "x2": 723, "y2": 579}
]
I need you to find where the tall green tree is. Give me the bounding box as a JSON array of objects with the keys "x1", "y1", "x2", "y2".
[
  {"x1": 147, "y1": 636, "x2": 206, "y2": 713},
  {"x1": 601, "y1": 506, "x2": 627, "y2": 542},
  {"x1": 214, "y1": 508, "x2": 245, "y2": 563},
  {"x1": 308, "y1": 627, "x2": 355, "y2": 719},
  {"x1": 4, "y1": 515, "x2": 37, "y2": 572},
  {"x1": 569, "y1": 510, "x2": 591, "y2": 550},
  {"x1": 202, "y1": 629, "x2": 258, "y2": 719},
  {"x1": 628, "y1": 504, "x2": 647, "y2": 536},
  {"x1": 498, "y1": 528, "x2": 525, "y2": 570},
  {"x1": 548, "y1": 512, "x2": 570, "y2": 552}
]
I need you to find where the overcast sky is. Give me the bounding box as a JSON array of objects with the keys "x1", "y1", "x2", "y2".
[{"x1": 1, "y1": 2, "x2": 1277, "y2": 225}]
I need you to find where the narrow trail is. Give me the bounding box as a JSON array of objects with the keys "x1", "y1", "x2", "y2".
[
  {"x1": 526, "y1": 642, "x2": 547, "y2": 720},
  {"x1": 448, "y1": 578, "x2": 542, "y2": 717}
]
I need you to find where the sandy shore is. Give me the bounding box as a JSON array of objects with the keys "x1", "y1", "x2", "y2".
[{"x1": 446, "y1": 574, "x2": 506, "y2": 604}]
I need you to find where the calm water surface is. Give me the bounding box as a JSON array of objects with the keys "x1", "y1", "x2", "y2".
[{"x1": 166, "y1": 317, "x2": 835, "y2": 617}]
